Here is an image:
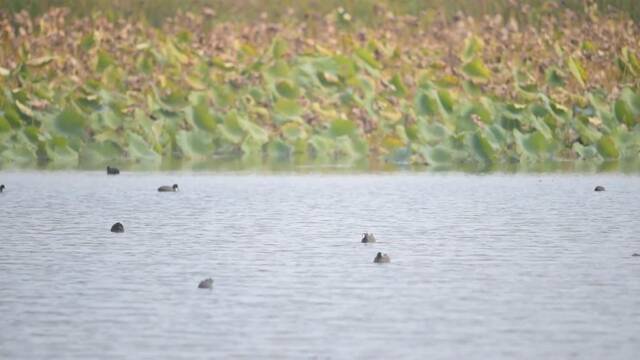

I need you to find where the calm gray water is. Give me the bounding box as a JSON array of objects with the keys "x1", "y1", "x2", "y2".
[{"x1": 0, "y1": 171, "x2": 639, "y2": 359}]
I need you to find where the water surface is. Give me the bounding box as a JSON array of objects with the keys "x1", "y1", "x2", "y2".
[{"x1": 1, "y1": 172, "x2": 639, "y2": 359}]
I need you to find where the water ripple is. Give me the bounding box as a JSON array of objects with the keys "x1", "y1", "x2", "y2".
[{"x1": 0, "y1": 172, "x2": 639, "y2": 359}]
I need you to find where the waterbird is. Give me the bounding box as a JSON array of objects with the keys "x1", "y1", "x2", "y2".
[
  {"x1": 373, "y1": 252, "x2": 390, "y2": 263},
  {"x1": 198, "y1": 278, "x2": 214, "y2": 289},
  {"x1": 106, "y1": 166, "x2": 120, "y2": 175},
  {"x1": 361, "y1": 232, "x2": 376, "y2": 243},
  {"x1": 633, "y1": 253, "x2": 640, "y2": 257},
  {"x1": 158, "y1": 184, "x2": 179, "y2": 192},
  {"x1": 111, "y1": 222, "x2": 124, "y2": 233},
  {"x1": 594, "y1": 185, "x2": 605, "y2": 192},
  {"x1": 0, "y1": 184, "x2": 4, "y2": 193}
]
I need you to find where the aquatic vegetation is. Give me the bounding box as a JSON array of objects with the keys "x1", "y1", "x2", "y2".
[{"x1": 0, "y1": 5, "x2": 639, "y2": 168}]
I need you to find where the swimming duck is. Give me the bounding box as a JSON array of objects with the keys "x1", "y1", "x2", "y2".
[
  {"x1": 198, "y1": 278, "x2": 214, "y2": 289},
  {"x1": 594, "y1": 185, "x2": 605, "y2": 192},
  {"x1": 373, "y1": 252, "x2": 390, "y2": 263},
  {"x1": 361, "y1": 232, "x2": 376, "y2": 243},
  {"x1": 0, "y1": 184, "x2": 4, "y2": 193},
  {"x1": 158, "y1": 184, "x2": 178, "y2": 192},
  {"x1": 106, "y1": 166, "x2": 120, "y2": 175},
  {"x1": 110, "y1": 222, "x2": 124, "y2": 233}
]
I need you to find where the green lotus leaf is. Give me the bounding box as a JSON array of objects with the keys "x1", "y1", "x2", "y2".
[
  {"x1": 166, "y1": 42, "x2": 189, "y2": 64},
  {"x1": 416, "y1": 120, "x2": 449, "y2": 144},
  {"x1": 334, "y1": 135, "x2": 358, "y2": 158},
  {"x1": 80, "y1": 141, "x2": 122, "y2": 163},
  {"x1": 274, "y1": 98, "x2": 303, "y2": 118},
  {"x1": 162, "y1": 88, "x2": 189, "y2": 109},
  {"x1": 218, "y1": 111, "x2": 245, "y2": 144},
  {"x1": 1, "y1": 143, "x2": 37, "y2": 163},
  {"x1": 615, "y1": 128, "x2": 640, "y2": 158},
  {"x1": 3, "y1": 103, "x2": 22, "y2": 128},
  {"x1": 572, "y1": 143, "x2": 600, "y2": 160},
  {"x1": 405, "y1": 124, "x2": 419, "y2": 142},
  {"x1": 468, "y1": 132, "x2": 495, "y2": 163},
  {"x1": 382, "y1": 134, "x2": 405, "y2": 151},
  {"x1": 462, "y1": 58, "x2": 491, "y2": 81},
  {"x1": 127, "y1": 132, "x2": 159, "y2": 160},
  {"x1": 55, "y1": 106, "x2": 86, "y2": 137},
  {"x1": 596, "y1": 135, "x2": 620, "y2": 159},
  {"x1": 94, "y1": 128, "x2": 122, "y2": 144},
  {"x1": 267, "y1": 139, "x2": 292, "y2": 159},
  {"x1": 0, "y1": 115, "x2": 11, "y2": 133},
  {"x1": 351, "y1": 136, "x2": 369, "y2": 155},
  {"x1": 514, "y1": 129, "x2": 549, "y2": 158},
  {"x1": 24, "y1": 126, "x2": 43, "y2": 143},
  {"x1": 275, "y1": 80, "x2": 299, "y2": 99},
  {"x1": 466, "y1": 102, "x2": 493, "y2": 124},
  {"x1": 267, "y1": 60, "x2": 290, "y2": 78},
  {"x1": 100, "y1": 109, "x2": 124, "y2": 129},
  {"x1": 390, "y1": 74, "x2": 407, "y2": 96},
  {"x1": 272, "y1": 38, "x2": 288, "y2": 59},
  {"x1": 387, "y1": 147, "x2": 412, "y2": 164},
  {"x1": 241, "y1": 118, "x2": 269, "y2": 145},
  {"x1": 462, "y1": 35, "x2": 484, "y2": 62},
  {"x1": 529, "y1": 114, "x2": 553, "y2": 140},
  {"x1": 573, "y1": 119, "x2": 601, "y2": 145},
  {"x1": 308, "y1": 135, "x2": 335, "y2": 157},
  {"x1": 437, "y1": 90, "x2": 455, "y2": 113},
  {"x1": 486, "y1": 124, "x2": 507, "y2": 148},
  {"x1": 614, "y1": 99, "x2": 634, "y2": 127},
  {"x1": 190, "y1": 100, "x2": 217, "y2": 132},
  {"x1": 567, "y1": 56, "x2": 586, "y2": 88},
  {"x1": 240, "y1": 135, "x2": 263, "y2": 156},
  {"x1": 422, "y1": 144, "x2": 453, "y2": 164},
  {"x1": 334, "y1": 55, "x2": 357, "y2": 78},
  {"x1": 136, "y1": 52, "x2": 155, "y2": 74},
  {"x1": 329, "y1": 119, "x2": 356, "y2": 137},
  {"x1": 176, "y1": 130, "x2": 213, "y2": 158},
  {"x1": 46, "y1": 140, "x2": 79, "y2": 164},
  {"x1": 545, "y1": 67, "x2": 566, "y2": 87},
  {"x1": 96, "y1": 50, "x2": 115, "y2": 72},
  {"x1": 209, "y1": 57, "x2": 235, "y2": 71},
  {"x1": 415, "y1": 91, "x2": 439, "y2": 116},
  {"x1": 282, "y1": 121, "x2": 306, "y2": 141},
  {"x1": 355, "y1": 47, "x2": 381, "y2": 70},
  {"x1": 462, "y1": 80, "x2": 482, "y2": 96},
  {"x1": 619, "y1": 88, "x2": 640, "y2": 115},
  {"x1": 80, "y1": 33, "x2": 95, "y2": 50}
]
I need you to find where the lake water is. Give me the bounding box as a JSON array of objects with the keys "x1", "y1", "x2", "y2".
[{"x1": 0, "y1": 171, "x2": 639, "y2": 359}]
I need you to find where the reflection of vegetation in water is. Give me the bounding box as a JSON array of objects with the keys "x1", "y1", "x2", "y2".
[{"x1": 0, "y1": 3, "x2": 639, "y2": 169}]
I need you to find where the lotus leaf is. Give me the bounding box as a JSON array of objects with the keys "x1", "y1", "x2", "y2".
[
  {"x1": 596, "y1": 135, "x2": 620, "y2": 159},
  {"x1": 462, "y1": 58, "x2": 491, "y2": 81}
]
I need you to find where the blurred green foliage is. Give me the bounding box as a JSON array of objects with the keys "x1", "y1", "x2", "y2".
[{"x1": 0, "y1": 1, "x2": 639, "y2": 169}]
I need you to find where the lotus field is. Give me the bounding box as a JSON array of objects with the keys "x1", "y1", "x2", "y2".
[{"x1": 1, "y1": 4, "x2": 639, "y2": 168}]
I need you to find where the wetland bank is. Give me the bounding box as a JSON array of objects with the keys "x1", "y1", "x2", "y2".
[{"x1": 1, "y1": 1, "x2": 640, "y2": 358}]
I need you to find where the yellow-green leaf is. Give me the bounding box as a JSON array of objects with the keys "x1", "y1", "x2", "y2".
[{"x1": 462, "y1": 58, "x2": 491, "y2": 81}]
